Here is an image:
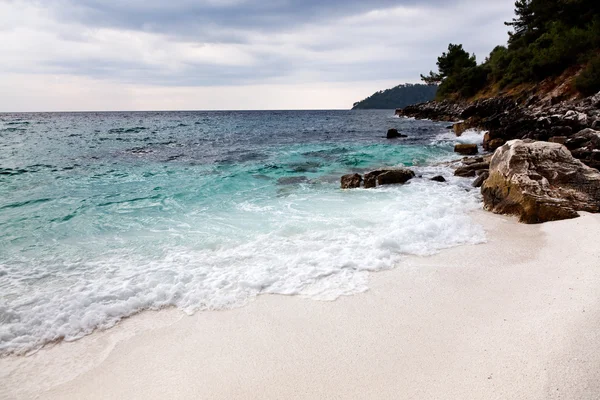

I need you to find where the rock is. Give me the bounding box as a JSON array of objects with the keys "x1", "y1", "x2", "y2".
[
  {"x1": 565, "y1": 128, "x2": 600, "y2": 151},
  {"x1": 364, "y1": 168, "x2": 415, "y2": 188},
  {"x1": 430, "y1": 175, "x2": 446, "y2": 183},
  {"x1": 549, "y1": 125, "x2": 573, "y2": 137},
  {"x1": 487, "y1": 138, "x2": 505, "y2": 152},
  {"x1": 570, "y1": 149, "x2": 600, "y2": 170},
  {"x1": 387, "y1": 129, "x2": 400, "y2": 139},
  {"x1": 548, "y1": 136, "x2": 567, "y2": 145},
  {"x1": 482, "y1": 132, "x2": 492, "y2": 151},
  {"x1": 340, "y1": 173, "x2": 362, "y2": 189},
  {"x1": 454, "y1": 161, "x2": 490, "y2": 177},
  {"x1": 454, "y1": 143, "x2": 478, "y2": 155},
  {"x1": 472, "y1": 171, "x2": 489, "y2": 188},
  {"x1": 462, "y1": 156, "x2": 484, "y2": 165},
  {"x1": 386, "y1": 128, "x2": 407, "y2": 139},
  {"x1": 396, "y1": 92, "x2": 600, "y2": 164},
  {"x1": 453, "y1": 122, "x2": 467, "y2": 137},
  {"x1": 564, "y1": 129, "x2": 600, "y2": 170},
  {"x1": 591, "y1": 91, "x2": 600, "y2": 108},
  {"x1": 481, "y1": 140, "x2": 600, "y2": 224},
  {"x1": 564, "y1": 110, "x2": 588, "y2": 126}
]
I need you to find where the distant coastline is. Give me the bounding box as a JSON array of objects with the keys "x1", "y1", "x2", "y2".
[{"x1": 352, "y1": 83, "x2": 437, "y2": 110}]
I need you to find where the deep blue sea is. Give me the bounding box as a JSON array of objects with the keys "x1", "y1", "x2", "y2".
[{"x1": 0, "y1": 110, "x2": 485, "y2": 355}]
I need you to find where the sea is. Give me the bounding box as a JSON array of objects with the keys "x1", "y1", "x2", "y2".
[{"x1": 0, "y1": 110, "x2": 486, "y2": 355}]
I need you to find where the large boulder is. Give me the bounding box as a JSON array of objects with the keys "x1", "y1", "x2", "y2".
[
  {"x1": 454, "y1": 143, "x2": 478, "y2": 155},
  {"x1": 364, "y1": 168, "x2": 415, "y2": 188},
  {"x1": 341, "y1": 173, "x2": 362, "y2": 189},
  {"x1": 481, "y1": 140, "x2": 600, "y2": 224}
]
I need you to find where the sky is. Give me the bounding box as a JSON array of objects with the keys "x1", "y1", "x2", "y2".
[{"x1": 0, "y1": 0, "x2": 516, "y2": 111}]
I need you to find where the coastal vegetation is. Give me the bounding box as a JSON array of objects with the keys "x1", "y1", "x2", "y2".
[
  {"x1": 352, "y1": 83, "x2": 437, "y2": 109},
  {"x1": 422, "y1": 0, "x2": 600, "y2": 99}
]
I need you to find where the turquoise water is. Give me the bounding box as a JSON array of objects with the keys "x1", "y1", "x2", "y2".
[{"x1": 0, "y1": 110, "x2": 485, "y2": 355}]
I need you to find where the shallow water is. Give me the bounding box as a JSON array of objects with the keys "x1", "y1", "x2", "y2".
[{"x1": 0, "y1": 110, "x2": 485, "y2": 354}]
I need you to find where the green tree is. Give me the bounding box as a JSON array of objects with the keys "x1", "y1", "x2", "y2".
[
  {"x1": 420, "y1": 0, "x2": 600, "y2": 98},
  {"x1": 420, "y1": 44, "x2": 476, "y2": 85}
]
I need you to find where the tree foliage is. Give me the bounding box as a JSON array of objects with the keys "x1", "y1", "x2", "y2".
[
  {"x1": 420, "y1": 44, "x2": 476, "y2": 85},
  {"x1": 422, "y1": 0, "x2": 600, "y2": 99},
  {"x1": 576, "y1": 54, "x2": 600, "y2": 96}
]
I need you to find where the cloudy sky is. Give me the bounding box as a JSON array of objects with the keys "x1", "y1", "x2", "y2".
[{"x1": 0, "y1": 0, "x2": 515, "y2": 111}]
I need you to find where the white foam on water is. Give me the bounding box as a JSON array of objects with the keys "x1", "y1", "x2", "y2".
[
  {"x1": 0, "y1": 172, "x2": 485, "y2": 355},
  {"x1": 434, "y1": 129, "x2": 486, "y2": 146}
]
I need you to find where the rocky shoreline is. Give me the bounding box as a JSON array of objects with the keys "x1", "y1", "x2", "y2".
[
  {"x1": 342, "y1": 91, "x2": 600, "y2": 224},
  {"x1": 396, "y1": 92, "x2": 600, "y2": 169}
]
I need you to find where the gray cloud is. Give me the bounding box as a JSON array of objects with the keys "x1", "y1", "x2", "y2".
[{"x1": 0, "y1": 0, "x2": 516, "y2": 109}]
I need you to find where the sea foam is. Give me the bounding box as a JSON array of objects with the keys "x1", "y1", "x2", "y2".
[
  {"x1": 434, "y1": 129, "x2": 486, "y2": 146},
  {"x1": 0, "y1": 110, "x2": 485, "y2": 355},
  {"x1": 0, "y1": 168, "x2": 484, "y2": 355}
]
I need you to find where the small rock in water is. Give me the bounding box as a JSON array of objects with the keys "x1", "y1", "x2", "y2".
[
  {"x1": 386, "y1": 129, "x2": 407, "y2": 139},
  {"x1": 364, "y1": 168, "x2": 415, "y2": 188},
  {"x1": 387, "y1": 128, "x2": 400, "y2": 139},
  {"x1": 430, "y1": 175, "x2": 446, "y2": 183},
  {"x1": 454, "y1": 143, "x2": 478, "y2": 155},
  {"x1": 453, "y1": 122, "x2": 467, "y2": 136},
  {"x1": 340, "y1": 173, "x2": 362, "y2": 189}
]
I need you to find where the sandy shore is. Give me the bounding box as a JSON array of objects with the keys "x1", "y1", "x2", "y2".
[{"x1": 2, "y1": 211, "x2": 600, "y2": 399}]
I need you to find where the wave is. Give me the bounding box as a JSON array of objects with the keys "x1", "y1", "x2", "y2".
[{"x1": 0, "y1": 172, "x2": 484, "y2": 355}]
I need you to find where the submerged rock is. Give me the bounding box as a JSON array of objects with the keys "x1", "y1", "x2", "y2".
[
  {"x1": 364, "y1": 168, "x2": 415, "y2": 188},
  {"x1": 340, "y1": 173, "x2": 362, "y2": 189},
  {"x1": 454, "y1": 143, "x2": 478, "y2": 155},
  {"x1": 277, "y1": 176, "x2": 309, "y2": 185},
  {"x1": 430, "y1": 175, "x2": 446, "y2": 183},
  {"x1": 481, "y1": 140, "x2": 600, "y2": 224}
]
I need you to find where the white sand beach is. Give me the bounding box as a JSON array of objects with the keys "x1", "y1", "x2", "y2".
[{"x1": 2, "y1": 211, "x2": 600, "y2": 400}]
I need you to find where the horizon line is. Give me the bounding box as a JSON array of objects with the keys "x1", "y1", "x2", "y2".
[{"x1": 0, "y1": 107, "x2": 390, "y2": 114}]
